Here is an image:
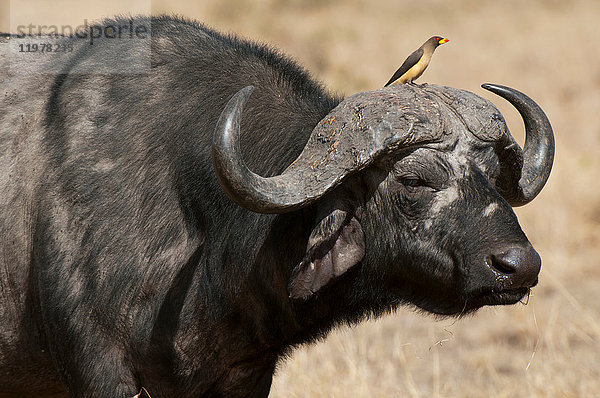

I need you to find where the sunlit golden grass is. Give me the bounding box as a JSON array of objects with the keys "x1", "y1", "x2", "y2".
[{"x1": 3, "y1": 0, "x2": 599, "y2": 396}]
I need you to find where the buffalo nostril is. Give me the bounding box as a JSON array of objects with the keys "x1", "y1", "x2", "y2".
[
  {"x1": 489, "y1": 255, "x2": 516, "y2": 275},
  {"x1": 487, "y1": 245, "x2": 541, "y2": 288}
]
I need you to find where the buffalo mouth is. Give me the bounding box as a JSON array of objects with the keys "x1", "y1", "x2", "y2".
[{"x1": 464, "y1": 286, "x2": 533, "y2": 311}]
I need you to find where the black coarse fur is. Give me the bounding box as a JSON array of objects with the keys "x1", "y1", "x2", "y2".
[
  {"x1": 0, "y1": 15, "x2": 541, "y2": 398},
  {"x1": 0, "y1": 16, "x2": 342, "y2": 397}
]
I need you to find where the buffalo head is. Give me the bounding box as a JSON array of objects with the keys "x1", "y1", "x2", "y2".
[{"x1": 212, "y1": 83, "x2": 554, "y2": 316}]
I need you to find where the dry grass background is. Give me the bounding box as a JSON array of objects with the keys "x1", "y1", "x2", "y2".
[{"x1": 2, "y1": 0, "x2": 600, "y2": 396}]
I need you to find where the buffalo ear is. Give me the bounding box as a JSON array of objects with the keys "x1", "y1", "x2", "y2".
[{"x1": 289, "y1": 209, "x2": 365, "y2": 300}]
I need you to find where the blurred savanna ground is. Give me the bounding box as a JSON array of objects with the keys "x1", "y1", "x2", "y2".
[{"x1": 2, "y1": 0, "x2": 599, "y2": 396}]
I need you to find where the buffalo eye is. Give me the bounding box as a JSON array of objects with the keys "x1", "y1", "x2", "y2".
[
  {"x1": 401, "y1": 178, "x2": 424, "y2": 187},
  {"x1": 390, "y1": 156, "x2": 443, "y2": 192},
  {"x1": 398, "y1": 176, "x2": 430, "y2": 191}
]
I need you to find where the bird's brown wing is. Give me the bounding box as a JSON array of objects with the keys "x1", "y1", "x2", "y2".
[{"x1": 384, "y1": 48, "x2": 424, "y2": 87}]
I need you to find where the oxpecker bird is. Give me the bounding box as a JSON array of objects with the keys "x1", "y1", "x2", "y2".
[{"x1": 384, "y1": 36, "x2": 449, "y2": 86}]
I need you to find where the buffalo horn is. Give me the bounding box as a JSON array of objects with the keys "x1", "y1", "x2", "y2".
[
  {"x1": 482, "y1": 83, "x2": 555, "y2": 206},
  {"x1": 212, "y1": 86, "x2": 340, "y2": 214}
]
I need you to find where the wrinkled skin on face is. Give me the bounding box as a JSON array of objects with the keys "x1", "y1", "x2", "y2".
[{"x1": 358, "y1": 136, "x2": 533, "y2": 316}]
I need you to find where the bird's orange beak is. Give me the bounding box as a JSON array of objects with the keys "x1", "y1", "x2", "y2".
[{"x1": 438, "y1": 38, "x2": 449, "y2": 44}]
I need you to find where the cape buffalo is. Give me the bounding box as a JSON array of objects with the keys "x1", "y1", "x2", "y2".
[{"x1": 0, "y1": 16, "x2": 554, "y2": 398}]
